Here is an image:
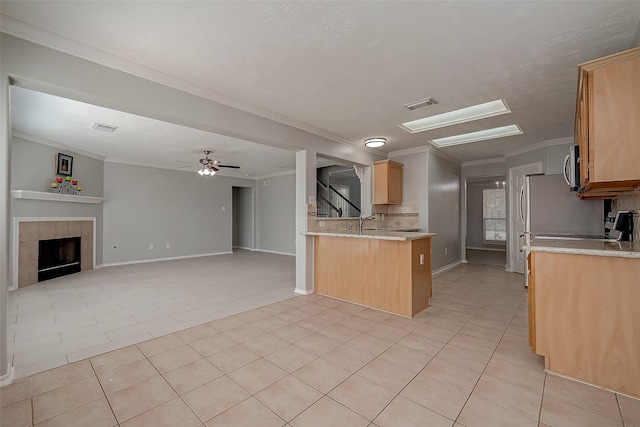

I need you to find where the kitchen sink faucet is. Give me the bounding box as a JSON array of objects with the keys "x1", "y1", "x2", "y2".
[{"x1": 359, "y1": 214, "x2": 376, "y2": 234}]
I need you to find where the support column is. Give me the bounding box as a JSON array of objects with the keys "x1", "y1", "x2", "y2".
[{"x1": 295, "y1": 150, "x2": 316, "y2": 294}]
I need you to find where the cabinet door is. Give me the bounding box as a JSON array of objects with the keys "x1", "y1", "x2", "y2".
[
  {"x1": 374, "y1": 162, "x2": 390, "y2": 204},
  {"x1": 314, "y1": 237, "x2": 381, "y2": 308},
  {"x1": 379, "y1": 240, "x2": 412, "y2": 316},
  {"x1": 527, "y1": 253, "x2": 535, "y2": 351},
  {"x1": 577, "y1": 73, "x2": 590, "y2": 187},
  {"x1": 590, "y1": 54, "x2": 640, "y2": 183},
  {"x1": 388, "y1": 163, "x2": 403, "y2": 204},
  {"x1": 373, "y1": 160, "x2": 403, "y2": 205}
]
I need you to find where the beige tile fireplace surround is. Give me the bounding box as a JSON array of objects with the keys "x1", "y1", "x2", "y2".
[{"x1": 16, "y1": 219, "x2": 94, "y2": 288}]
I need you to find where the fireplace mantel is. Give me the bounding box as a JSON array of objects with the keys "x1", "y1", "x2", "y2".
[{"x1": 11, "y1": 190, "x2": 104, "y2": 204}]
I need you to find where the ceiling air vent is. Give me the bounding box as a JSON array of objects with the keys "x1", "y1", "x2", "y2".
[
  {"x1": 92, "y1": 122, "x2": 118, "y2": 132},
  {"x1": 404, "y1": 97, "x2": 438, "y2": 111}
]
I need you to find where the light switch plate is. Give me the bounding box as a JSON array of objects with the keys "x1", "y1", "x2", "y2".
[{"x1": 420, "y1": 254, "x2": 424, "y2": 265}]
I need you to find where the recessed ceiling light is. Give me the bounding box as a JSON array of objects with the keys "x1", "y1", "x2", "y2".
[
  {"x1": 92, "y1": 122, "x2": 118, "y2": 132},
  {"x1": 399, "y1": 99, "x2": 511, "y2": 133},
  {"x1": 364, "y1": 137, "x2": 386, "y2": 148},
  {"x1": 430, "y1": 124, "x2": 523, "y2": 147}
]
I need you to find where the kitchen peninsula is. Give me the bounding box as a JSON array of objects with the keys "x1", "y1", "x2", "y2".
[
  {"x1": 303, "y1": 230, "x2": 435, "y2": 318},
  {"x1": 525, "y1": 239, "x2": 640, "y2": 398}
]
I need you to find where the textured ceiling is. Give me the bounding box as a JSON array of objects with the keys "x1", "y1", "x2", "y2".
[
  {"x1": 10, "y1": 86, "x2": 296, "y2": 178},
  {"x1": 2, "y1": 1, "x2": 640, "y2": 167}
]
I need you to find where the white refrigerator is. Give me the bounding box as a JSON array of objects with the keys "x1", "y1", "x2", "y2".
[
  {"x1": 523, "y1": 174, "x2": 605, "y2": 243},
  {"x1": 522, "y1": 174, "x2": 605, "y2": 284}
]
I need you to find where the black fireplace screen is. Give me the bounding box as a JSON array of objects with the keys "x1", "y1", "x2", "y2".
[{"x1": 38, "y1": 237, "x2": 81, "y2": 282}]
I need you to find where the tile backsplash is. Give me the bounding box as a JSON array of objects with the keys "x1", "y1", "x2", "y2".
[
  {"x1": 307, "y1": 203, "x2": 420, "y2": 231},
  {"x1": 612, "y1": 190, "x2": 640, "y2": 242}
]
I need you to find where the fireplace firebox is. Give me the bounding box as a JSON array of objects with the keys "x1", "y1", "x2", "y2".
[{"x1": 38, "y1": 237, "x2": 81, "y2": 282}]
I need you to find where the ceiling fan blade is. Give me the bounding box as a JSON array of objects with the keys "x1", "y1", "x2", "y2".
[{"x1": 217, "y1": 164, "x2": 240, "y2": 169}]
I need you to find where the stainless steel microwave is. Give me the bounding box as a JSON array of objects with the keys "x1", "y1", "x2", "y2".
[{"x1": 563, "y1": 145, "x2": 580, "y2": 191}]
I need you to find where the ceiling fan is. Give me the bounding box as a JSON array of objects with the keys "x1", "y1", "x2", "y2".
[{"x1": 176, "y1": 150, "x2": 240, "y2": 176}]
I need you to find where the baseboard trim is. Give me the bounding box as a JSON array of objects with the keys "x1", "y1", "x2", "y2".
[
  {"x1": 232, "y1": 246, "x2": 255, "y2": 251},
  {"x1": 0, "y1": 364, "x2": 15, "y2": 387},
  {"x1": 466, "y1": 246, "x2": 507, "y2": 252},
  {"x1": 100, "y1": 251, "x2": 234, "y2": 268},
  {"x1": 294, "y1": 288, "x2": 312, "y2": 295},
  {"x1": 253, "y1": 249, "x2": 295, "y2": 257},
  {"x1": 432, "y1": 260, "x2": 463, "y2": 276}
]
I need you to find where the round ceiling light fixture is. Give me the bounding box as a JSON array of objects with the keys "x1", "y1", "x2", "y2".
[{"x1": 364, "y1": 137, "x2": 386, "y2": 148}]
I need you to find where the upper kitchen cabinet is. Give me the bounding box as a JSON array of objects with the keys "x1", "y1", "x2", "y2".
[
  {"x1": 374, "y1": 160, "x2": 403, "y2": 204},
  {"x1": 575, "y1": 47, "x2": 640, "y2": 198}
]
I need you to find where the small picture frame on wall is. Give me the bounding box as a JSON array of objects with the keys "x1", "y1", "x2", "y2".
[{"x1": 56, "y1": 153, "x2": 73, "y2": 176}]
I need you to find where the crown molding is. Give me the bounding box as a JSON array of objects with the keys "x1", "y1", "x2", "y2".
[
  {"x1": 461, "y1": 157, "x2": 506, "y2": 167},
  {"x1": 1, "y1": 19, "x2": 366, "y2": 152},
  {"x1": 388, "y1": 144, "x2": 462, "y2": 166},
  {"x1": 505, "y1": 137, "x2": 573, "y2": 158},
  {"x1": 427, "y1": 145, "x2": 463, "y2": 166},
  {"x1": 388, "y1": 146, "x2": 430, "y2": 158},
  {"x1": 12, "y1": 130, "x2": 106, "y2": 161},
  {"x1": 254, "y1": 170, "x2": 296, "y2": 180}
]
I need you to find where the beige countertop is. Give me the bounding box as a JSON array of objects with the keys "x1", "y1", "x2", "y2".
[
  {"x1": 524, "y1": 238, "x2": 640, "y2": 258},
  {"x1": 302, "y1": 229, "x2": 435, "y2": 241}
]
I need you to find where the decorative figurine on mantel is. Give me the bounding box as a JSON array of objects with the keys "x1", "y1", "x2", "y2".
[{"x1": 50, "y1": 176, "x2": 83, "y2": 195}]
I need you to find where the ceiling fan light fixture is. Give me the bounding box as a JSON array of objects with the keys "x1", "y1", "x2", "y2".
[
  {"x1": 198, "y1": 168, "x2": 205, "y2": 176},
  {"x1": 364, "y1": 137, "x2": 386, "y2": 148}
]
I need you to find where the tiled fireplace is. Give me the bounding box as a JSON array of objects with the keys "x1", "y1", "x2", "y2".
[{"x1": 16, "y1": 219, "x2": 94, "y2": 288}]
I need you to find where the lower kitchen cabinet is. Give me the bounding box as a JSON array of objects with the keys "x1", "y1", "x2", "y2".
[
  {"x1": 314, "y1": 235, "x2": 432, "y2": 318},
  {"x1": 528, "y1": 251, "x2": 640, "y2": 398}
]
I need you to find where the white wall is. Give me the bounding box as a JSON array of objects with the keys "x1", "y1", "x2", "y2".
[
  {"x1": 102, "y1": 162, "x2": 257, "y2": 264},
  {"x1": 392, "y1": 150, "x2": 462, "y2": 271},
  {"x1": 256, "y1": 173, "x2": 296, "y2": 255},
  {"x1": 428, "y1": 153, "x2": 462, "y2": 270},
  {"x1": 391, "y1": 151, "x2": 429, "y2": 230},
  {"x1": 10, "y1": 136, "x2": 105, "y2": 265}
]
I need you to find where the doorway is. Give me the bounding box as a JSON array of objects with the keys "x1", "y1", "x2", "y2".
[
  {"x1": 232, "y1": 186, "x2": 254, "y2": 250},
  {"x1": 465, "y1": 176, "x2": 507, "y2": 267}
]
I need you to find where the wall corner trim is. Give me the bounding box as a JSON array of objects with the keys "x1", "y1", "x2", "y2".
[{"x1": 0, "y1": 365, "x2": 15, "y2": 387}]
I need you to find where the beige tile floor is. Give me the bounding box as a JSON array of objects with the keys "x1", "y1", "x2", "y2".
[
  {"x1": 6, "y1": 250, "x2": 296, "y2": 378},
  {"x1": 465, "y1": 248, "x2": 506, "y2": 267},
  {"x1": 2, "y1": 254, "x2": 640, "y2": 426}
]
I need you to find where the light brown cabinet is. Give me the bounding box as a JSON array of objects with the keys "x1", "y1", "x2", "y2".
[
  {"x1": 575, "y1": 47, "x2": 640, "y2": 198},
  {"x1": 373, "y1": 160, "x2": 403, "y2": 205},
  {"x1": 528, "y1": 251, "x2": 640, "y2": 398},
  {"x1": 314, "y1": 235, "x2": 432, "y2": 317}
]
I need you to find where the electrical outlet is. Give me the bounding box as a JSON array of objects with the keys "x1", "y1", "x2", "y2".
[
  {"x1": 166, "y1": 243, "x2": 170, "y2": 249},
  {"x1": 444, "y1": 247, "x2": 448, "y2": 255},
  {"x1": 222, "y1": 206, "x2": 225, "y2": 211},
  {"x1": 319, "y1": 221, "x2": 326, "y2": 228},
  {"x1": 149, "y1": 244, "x2": 154, "y2": 250}
]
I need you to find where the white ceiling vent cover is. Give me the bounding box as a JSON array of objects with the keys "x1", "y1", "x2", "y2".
[
  {"x1": 92, "y1": 122, "x2": 118, "y2": 132},
  {"x1": 404, "y1": 97, "x2": 438, "y2": 111}
]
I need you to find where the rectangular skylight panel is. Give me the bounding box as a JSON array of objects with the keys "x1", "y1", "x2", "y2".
[
  {"x1": 400, "y1": 100, "x2": 511, "y2": 133},
  {"x1": 430, "y1": 124, "x2": 522, "y2": 147}
]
